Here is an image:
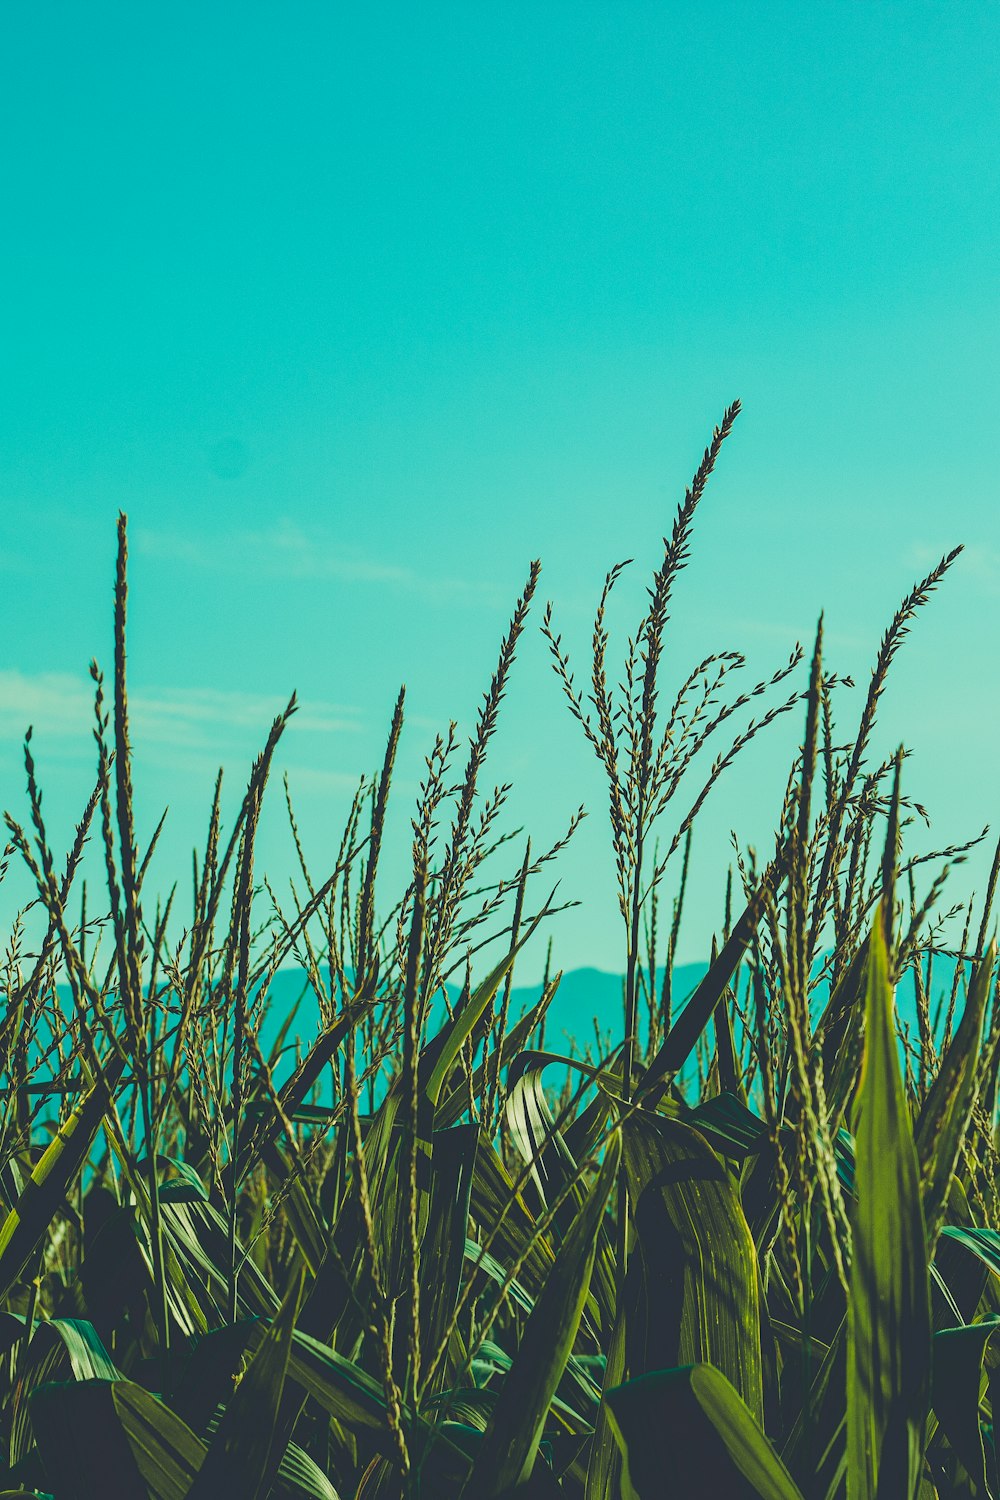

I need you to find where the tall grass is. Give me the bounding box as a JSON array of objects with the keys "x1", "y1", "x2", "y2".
[{"x1": 0, "y1": 412, "x2": 995, "y2": 1500}]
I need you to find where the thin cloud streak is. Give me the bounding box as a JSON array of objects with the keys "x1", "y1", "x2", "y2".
[
  {"x1": 0, "y1": 671, "x2": 362, "y2": 749},
  {"x1": 135, "y1": 519, "x2": 494, "y2": 605}
]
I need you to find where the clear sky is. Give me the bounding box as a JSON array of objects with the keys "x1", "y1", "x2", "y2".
[{"x1": 1, "y1": 4, "x2": 998, "y2": 980}]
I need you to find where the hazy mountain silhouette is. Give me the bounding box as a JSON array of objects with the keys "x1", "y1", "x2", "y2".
[{"x1": 256, "y1": 954, "x2": 964, "y2": 1074}]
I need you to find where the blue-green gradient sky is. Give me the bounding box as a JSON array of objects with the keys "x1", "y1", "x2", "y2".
[{"x1": 1, "y1": 4, "x2": 998, "y2": 979}]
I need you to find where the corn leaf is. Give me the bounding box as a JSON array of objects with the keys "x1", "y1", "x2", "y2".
[
  {"x1": 28, "y1": 1378, "x2": 204, "y2": 1500},
  {"x1": 930, "y1": 1318, "x2": 1000, "y2": 1496},
  {"x1": 638, "y1": 858, "x2": 784, "y2": 1097},
  {"x1": 916, "y1": 944, "x2": 995, "y2": 1251},
  {"x1": 621, "y1": 1107, "x2": 763, "y2": 1421},
  {"x1": 187, "y1": 1271, "x2": 303, "y2": 1500},
  {"x1": 847, "y1": 922, "x2": 931, "y2": 1500},
  {"x1": 605, "y1": 1363, "x2": 804, "y2": 1500},
  {"x1": 0, "y1": 1069, "x2": 120, "y2": 1300},
  {"x1": 423, "y1": 907, "x2": 549, "y2": 1107},
  {"x1": 467, "y1": 1133, "x2": 620, "y2": 1497}
]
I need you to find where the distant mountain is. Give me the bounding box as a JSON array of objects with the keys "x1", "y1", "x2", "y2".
[
  {"x1": 514, "y1": 963, "x2": 708, "y2": 1056},
  {"x1": 257, "y1": 954, "x2": 969, "y2": 1074},
  {"x1": 253, "y1": 963, "x2": 707, "y2": 1080}
]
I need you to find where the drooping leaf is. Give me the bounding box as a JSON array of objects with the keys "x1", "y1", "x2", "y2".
[
  {"x1": 112, "y1": 1383, "x2": 207, "y2": 1500},
  {"x1": 29, "y1": 1378, "x2": 203, "y2": 1500},
  {"x1": 505, "y1": 1053, "x2": 617, "y2": 1334},
  {"x1": 11, "y1": 1316, "x2": 121, "y2": 1463},
  {"x1": 606, "y1": 1363, "x2": 804, "y2": 1500},
  {"x1": 621, "y1": 1106, "x2": 764, "y2": 1422},
  {"x1": 435, "y1": 978, "x2": 560, "y2": 1129}
]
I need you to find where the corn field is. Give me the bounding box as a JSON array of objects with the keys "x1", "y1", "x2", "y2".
[{"x1": 1, "y1": 407, "x2": 998, "y2": 1500}]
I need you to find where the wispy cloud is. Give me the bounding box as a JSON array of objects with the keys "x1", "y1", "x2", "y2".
[
  {"x1": 0, "y1": 671, "x2": 362, "y2": 750},
  {"x1": 135, "y1": 519, "x2": 493, "y2": 604}
]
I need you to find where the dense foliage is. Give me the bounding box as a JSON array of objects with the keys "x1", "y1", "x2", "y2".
[{"x1": 1, "y1": 410, "x2": 997, "y2": 1499}]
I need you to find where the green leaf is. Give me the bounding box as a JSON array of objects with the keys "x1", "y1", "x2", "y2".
[
  {"x1": 423, "y1": 908, "x2": 549, "y2": 1107},
  {"x1": 10, "y1": 1320, "x2": 121, "y2": 1469},
  {"x1": 237, "y1": 989, "x2": 373, "y2": 1182},
  {"x1": 505, "y1": 1053, "x2": 617, "y2": 1334},
  {"x1": 29, "y1": 1378, "x2": 204, "y2": 1500},
  {"x1": 605, "y1": 1363, "x2": 804, "y2": 1500},
  {"x1": 187, "y1": 1270, "x2": 304, "y2": 1500},
  {"x1": 684, "y1": 1092, "x2": 770, "y2": 1160},
  {"x1": 112, "y1": 1383, "x2": 207, "y2": 1500},
  {"x1": 931, "y1": 1318, "x2": 1000, "y2": 1497},
  {"x1": 467, "y1": 1133, "x2": 621, "y2": 1497},
  {"x1": 584, "y1": 1305, "x2": 625, "y2": 1500},
  {"x1": 847, "y1": 921, "x2": 932, "y2": 1500},
  {"x1": 916, "y1": 944, "x2": 995, "y2": 1251},
  {"x1": 621, "y1": 1107, "x2": 764, "y2": 1422},
  {"x1": 284, "y1": 1329, "x2": 395, "y2": 1436},
  {"x1": 468, "y1": 1139, "x2": 557, "y2": 1301},
  {"x1": 278, "y1": 1440, "x2": 343, "y2": 1499},
  {"x1": 435, "y1": 980, "x2": 559, "y2": 1129},
  {"x1": 638, "y1": 858, "x2": 784, "y2": 1097},
  {"x1": 416, "y1": 1125, "x2": 478, "y2": 1391},
  {"x1": 0, "y1": 1067, "x2": 121, "y2": 1300}
]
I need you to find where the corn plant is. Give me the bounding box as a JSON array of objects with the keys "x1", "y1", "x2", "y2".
[{"x1": 0, "y1": 415, "x2": 995, "y2": 1500}]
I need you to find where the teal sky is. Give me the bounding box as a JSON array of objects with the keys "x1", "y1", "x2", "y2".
[{"x1": 1, "y1": 4, "x2": 998, "y2": 980}]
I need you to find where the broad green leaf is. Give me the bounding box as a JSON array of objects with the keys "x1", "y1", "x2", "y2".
[
  {"x1": 29, "y1": 1378, "x2": 203, "y2": 1500},
  {"x1": 187, "y1": 1271, "x2": 303, "y2": 1500},
  {"x1": 113, "y1": 1383, "x2": 207, "y2": 1500},
  {"x1": 279, "y1": 1440, "x2": 344, "y2": 1499},
  {"x1": 10, "y1": 1319, "x2": 120, "y2": 1467},
  {"x1": 930, "y1": 1318, "x2": 1000, "y2": 1497},
  {"x1": 621, "y1": 1107, "x2": 763, "y2": 1422},
  {"x1": 283, "y1": 1329, "x2": 395, "y2": 1435},
  {"x1": 685, "y1": 1091, "x2": 770, "y2": 1160},
  {"x1": 467, "y1": 1134, "x2": 621, "y2": 1497},
  {"x1": 606, "y1": 1363, "x2": 804, "y2": 1500},
  {"x1": 848, "y1": 921, "x2": 931, "y2": 1500},
  {"x1": 282, "y1": 1326, "x2": 472, "y2": 1485}
]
